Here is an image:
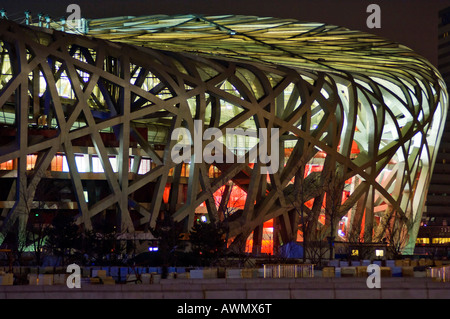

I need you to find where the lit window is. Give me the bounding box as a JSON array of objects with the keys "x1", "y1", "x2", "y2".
[
  {"x1": 27, "y1": 154, "x2": 37, "y2": 170},
  {"x1": 416, "y1": 238, "x2": 430, "y2": 244},
  {"x1": 351, "y1": 249, "x2": 359, "y2": 256},
  {"x1": 209, "y1": 165, "x2": 220, "y2": 178},
  {"x1": 129, "y1": 157, "x2": 134, "y2": 172},
  {"x1": 0, "y1": 160, "x2": 13, "y2": 170},
  {"x1": 92, "y1": 155, "x2": 118, "y2": 173},
  {"x1": 432, "y1": 238, "x2": 450, "y2": 244},
  {"x1": 75, "y1": 154, "x2": 89, "y2": 173},
  {"x1": 62, "y1": 156, "x2": 69, "y2": 172},
  {"x1": 375, "y1": 249, "x2": 384, "y2": 257},
  {"x1": 138, "y1": 158, "x2": 151, "y2": 175},
  {"x1": 109, "y1": 156, "x2": 118, "y2": 173},
  {"x1": 91, "y1": 156, "x2": 118, "y2": 173},
  {"x1": 60, "y1": 155, "x2": 88, "y2": 173},
  {"x1": 50, "y1": 154, "x2": 64, "y2": 171},
  {"x1": 92, "y1": 156, "x2": 103, "y2": 173}
]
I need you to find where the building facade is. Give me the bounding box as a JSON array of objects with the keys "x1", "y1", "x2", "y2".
[
  {"x1": 415, "y1": 7, "x2": 450, "y2": 256},
  {"x1": 0, "y1": 15, "x2": 447, "y2": 256}
]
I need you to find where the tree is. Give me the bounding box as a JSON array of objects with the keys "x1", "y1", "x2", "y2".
[
  {"x1": 285, "y1": 170, "x2": 322, "y2": 262},
  {"x1": 287, "y1": 158, "x2": 348, "y2": 262},
  {"x1": 2, "y1": 222, "x2": 30, "y2": 266},
  {"x1": 149, "y1": 212, "x2": 184, "y2": 271},
  {"x1": 383, "y1": 211, "x2": 411, "y2": 258},
  {"x1": 189, "y1": 219, "x2": 227, "y2": 266},
  {"x1": 306, "y1": 240, "x2": 329, "y2": 267},
  {"x1": 27, "y1": 210, "x2": 51, "y2": 266},
  {"x1": 44, "y1": 213, "x2": 81, "y2": 265},
  {"x1": 323, "y1": 173, "x2": 342, "y2": 260},
  {"x1": 313, "y1": 160, "x2": 347, "y2": 261},
  {"x1": 80, "y1": 229, "x2": 100, "y2": 265},
  {"x1": 213, "y1": 181, "x2": 246, "y2": 256}
]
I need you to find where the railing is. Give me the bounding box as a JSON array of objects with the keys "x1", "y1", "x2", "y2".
[
  {"x1": 263, "y1": 264, "x2": 314, "y2": 278},
  {"x1": 427, "y1": 265, "x2": 450, "y2": 282}
]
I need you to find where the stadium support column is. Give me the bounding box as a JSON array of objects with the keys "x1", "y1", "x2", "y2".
[
  {"x1": 63, "y1": 141, "x2": 92, "y2": 230},
  {"x1": 118, "y1": 54, "x2": 134, "y2": 233},
  {"x1": 273, "y1": 218, "x2": 281, "y2": 255},
  {"x1": 252, "y1": 225, "x2": 263, "y2": 255},
  {"x1": 14, "y1": 70, "x2": 29, "y2": 248}
]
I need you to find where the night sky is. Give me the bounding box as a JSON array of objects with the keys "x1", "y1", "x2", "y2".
[{"x1": 2, "y1": 0, "x2": 450, "y2": 67}]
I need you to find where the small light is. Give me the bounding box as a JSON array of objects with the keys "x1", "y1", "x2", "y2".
[{"x1": 201, "y1": 216, "x2": 207, "y2": 222}]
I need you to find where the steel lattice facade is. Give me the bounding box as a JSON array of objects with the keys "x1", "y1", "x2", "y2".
[{"x1": 0, "y1": 15, "x2": 447, "y2": 255}]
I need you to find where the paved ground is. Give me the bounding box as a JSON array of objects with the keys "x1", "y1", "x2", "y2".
[{"x1": 0, "y1": 276, "x2": 449, "y2": 299}]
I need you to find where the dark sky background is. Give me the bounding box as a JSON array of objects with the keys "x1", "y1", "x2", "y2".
[{"x1": 2, "y1": 0, "x2": 450, "y2": 67}]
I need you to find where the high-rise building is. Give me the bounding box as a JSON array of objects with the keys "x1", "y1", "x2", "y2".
[
  {"x1": 439, "y1": 7, "x2": 450, "y2": 85},
  {"x1": 416, "y1": 7, "x2": 450, "y2": 254}
]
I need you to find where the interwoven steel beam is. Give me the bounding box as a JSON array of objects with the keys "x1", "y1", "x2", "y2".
[{"x1": 0, "y1": 15, "x2": 447, "y2": 255}]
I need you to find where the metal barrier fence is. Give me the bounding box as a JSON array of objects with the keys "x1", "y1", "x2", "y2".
[
  {"x1": 427, "y1": 265, "x2": 450, "y2": 282},
  {"x1": 263, "y1": 264, "x2": 314, "y2": 278}
]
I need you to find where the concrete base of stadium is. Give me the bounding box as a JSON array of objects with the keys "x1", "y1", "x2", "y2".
[{"x1": 0, "y1": 277, "x2": 449, "y2": 299}]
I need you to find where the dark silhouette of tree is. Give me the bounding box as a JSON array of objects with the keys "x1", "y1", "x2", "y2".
[
  {"x1": 80, "y1": 229, "x2": 99, "y2": 264},
  {"x1": 78, "y1": 226, "x2": 128, "y2": 266},
  {"x1": 189, "y1": 219, "x2": 228, "y2": 266},
  {"x1": 2, "y1": 222, "x2": 30, "y2": 266},
  {"x1": 149, "y1": 212, "x2": 184, "y2": 272},
  {"x1": 382, "y1": 211, "x2": 411, "y2": 259},
  {"x1": 44, "y1": 213, "x2": 81, "y2": 265},
  {"x1": 285, "y1": 170, "x2": 322, "y2": 262},
  {"x1": 212, "y1": 181, "x2": 247, "y2": 263},
  {"x1": 27, "y1": 211, "x2": 51, "y2": 266}
]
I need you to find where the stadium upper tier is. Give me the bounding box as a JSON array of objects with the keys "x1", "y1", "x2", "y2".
[{"x1": 83, "y1": 14, "x2": 435, "y2": 77}]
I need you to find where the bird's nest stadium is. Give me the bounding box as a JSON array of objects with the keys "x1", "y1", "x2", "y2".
[{"x1": 0, "y1": 14, "x2": 446, "y2": 256}]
